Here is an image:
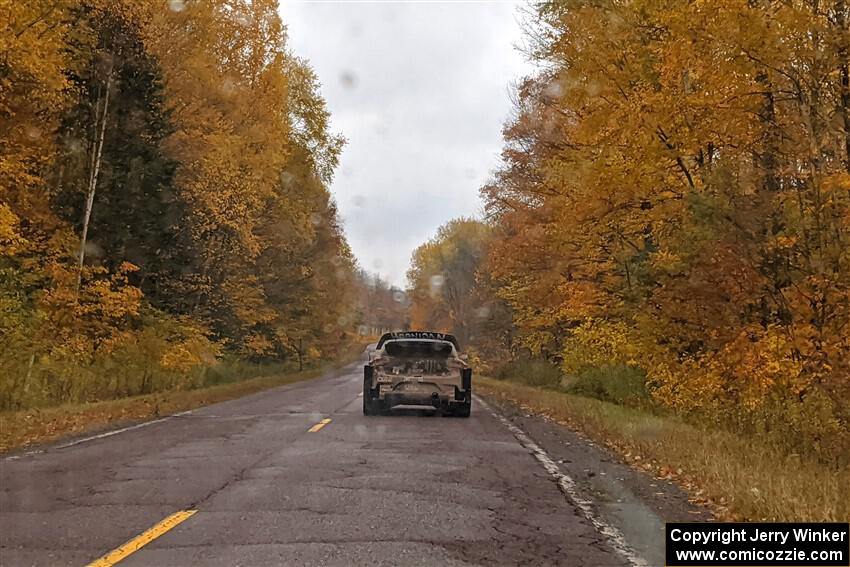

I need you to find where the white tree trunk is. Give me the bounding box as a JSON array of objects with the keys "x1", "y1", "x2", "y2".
[{"x1": 77, "y1": 72, "x2": 112, "y2": 291}]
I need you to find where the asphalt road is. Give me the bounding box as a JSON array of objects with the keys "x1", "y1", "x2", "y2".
[{"x1": 1, "y1": 352, "x2": 652, "y2": 566}]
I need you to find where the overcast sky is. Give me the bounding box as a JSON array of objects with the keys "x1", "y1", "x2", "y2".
[{"x1": 279, "y1": 1, "x2": 533, "y2": 288}]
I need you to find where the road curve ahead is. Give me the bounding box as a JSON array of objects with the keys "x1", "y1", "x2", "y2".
[{"x1": 1, "y1": 354, "x2": 633, "y2": 567}]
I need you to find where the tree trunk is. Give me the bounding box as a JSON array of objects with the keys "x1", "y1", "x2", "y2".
[
  {"x1": 298, "y1": 337, "x2": 303, "y2": 371},
  {"x1": 24, "y1": 354, "x2": 34, "y2": 390},
  {"x1": 77, "y1": 71, "x2": 112, "y2": 291},
  {"x1": 755, "y1": 71, "x2": 780, "y2": 193}
]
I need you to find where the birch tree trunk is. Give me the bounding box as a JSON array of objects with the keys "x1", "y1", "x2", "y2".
[{"x1": 77, "y1": 71, "x2": 113, "y2": 291}]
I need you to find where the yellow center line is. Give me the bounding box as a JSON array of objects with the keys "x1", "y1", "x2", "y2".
[
  {"x1": 85, "y1": 510, "x2": 197, "y2": 567},
  {"x1": 308, "y1": 418, "x2": 332, "y2": 432}
]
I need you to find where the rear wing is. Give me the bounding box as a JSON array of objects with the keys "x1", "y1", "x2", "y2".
[{"x1": 376, "y1": 331, "x2": 460, "y2": 351}]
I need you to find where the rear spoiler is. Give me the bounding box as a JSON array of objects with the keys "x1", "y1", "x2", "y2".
[{"x1": 376, "y1": 331, "x2": 459, "y2": 351}]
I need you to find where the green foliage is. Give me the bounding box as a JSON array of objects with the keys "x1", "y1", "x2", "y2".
[
  {"x1": 495, "y1": 358, "x2": 562, "y2": 389},
  {"x1": 0, "y1": 303, "x2": 312, "y2": 411},
  {"x1": 565, "y1": 365, "x2": 651, "y2": 409}
]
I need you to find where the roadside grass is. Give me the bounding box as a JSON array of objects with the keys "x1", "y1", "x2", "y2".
[
  {"x1": 0, "y1": 346, "x2": 365, "y2": 453},
  {"x1": 476, "y1": 376, "x2": 850, "y2": 523}
]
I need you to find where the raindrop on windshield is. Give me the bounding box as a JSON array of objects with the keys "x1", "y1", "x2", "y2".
[
  {"x1": 543, "y1": 81, "x2": 563, "y2": 102},
  {"x1": 67, "y1": 138, "x2": 83, "y2": 153},
  {"x1": 84, "y1": 241, "x2": 104, "y2": 258},
  {"x1": 221, "y1": 77, "x2": 237, "y2": 97},
  {"x1": 429, "y1": 274, "x2": 445, "y2": 297},
  {"x1": 340, "y1": 71, "x2": 357, "y2": 89}
]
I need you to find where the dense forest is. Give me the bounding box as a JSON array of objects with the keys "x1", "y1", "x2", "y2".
[
  {"x1": 6, "y1": 0, "x2": 849, "y2": 469},
  {"x1": 0, "y1": 0, "x2": 380, "y2": 410},
  {"x1": 408, "y1": 0, "x2": 850, "y2": 466}
]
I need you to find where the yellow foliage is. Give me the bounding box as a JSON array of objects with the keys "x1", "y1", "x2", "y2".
[
  {"x1": 158, "y1": 317, "x2": 221, "y2": 373},
  {"x1": 243, "y1": 333, "x2": 274, "y2": 356},
  {"x1": 476, "y1": 0, "x2": 850, "y2": 463},
  {"x1": 1, "y1": 0, "x2": 354, "y2": 412},
  {"x1": 0, "y1": 204, "x2": 27, "y2": 255},
  {"x1": 643, "y1": 326, "x2": 808, "y2": 416},
  {"x1": 561, "y1": 319, "x2": 647, "y2": 375},
  {"x1": 407, "y1": 219, "x2": 491, "y2": 345}
]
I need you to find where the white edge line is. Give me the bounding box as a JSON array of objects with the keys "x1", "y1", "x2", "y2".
[
  {"x1": 6, "y1": 359, "x2": 360, "y2": 462},
  {"x1": 474, "y1": 395, "x2": 649, "y2": 567},
  {"x1": 4, "y1": 410, "x2": 194, "y2": 461}
]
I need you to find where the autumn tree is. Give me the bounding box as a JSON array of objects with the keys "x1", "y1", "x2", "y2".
[
  {"x1": 407, "y1": 219, "x2": 497, "y2": 348},
  {"x1": 1, "y1": 0, "x2": 359, "y2": 409},
  {"x1": 475, "y1": 0, "x2": 850, "y2": 463}
]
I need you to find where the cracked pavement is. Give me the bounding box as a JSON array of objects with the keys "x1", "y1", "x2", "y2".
[{"x1": 1, "y1": 354, "x2": 644, "y2": 566}]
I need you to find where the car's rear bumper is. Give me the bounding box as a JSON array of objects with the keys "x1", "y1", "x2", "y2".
[
  {"x1": 382, "y1": 392, "x2": 441, "y2": 407},
  {"x1": 381, "y1": 389, "x2": 469, "y2": 409}
]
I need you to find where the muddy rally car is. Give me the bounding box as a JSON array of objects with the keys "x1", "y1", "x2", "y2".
[{"x1": 363, "y1": 331, "x2": 472, "y2": 417}]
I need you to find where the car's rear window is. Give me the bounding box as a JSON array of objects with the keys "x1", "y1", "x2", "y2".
[{"x1": 385, "y1": 340, "x2": 453, "y2": 358}]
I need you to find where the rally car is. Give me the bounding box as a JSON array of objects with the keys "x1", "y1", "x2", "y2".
[{"x1": 363, "y1": 331, "x2": 472, "y2": 417}]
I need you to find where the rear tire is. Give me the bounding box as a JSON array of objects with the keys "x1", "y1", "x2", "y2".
[
  {"x1": 363, "y1": 393, "x2": 378, "y2": 416},
  {"x1": 454, "y1": 401, "x2": 471, "y2": 418},
  {"x1": 363, "y1": 366, "x2": 378, "y2": 416}
]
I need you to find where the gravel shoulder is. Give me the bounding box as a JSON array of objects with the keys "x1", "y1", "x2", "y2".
[{"x1": 479, "y1": 392, "x2": 712, "y2": 567}]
